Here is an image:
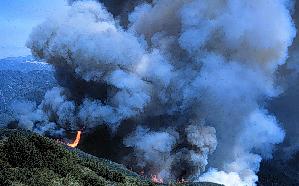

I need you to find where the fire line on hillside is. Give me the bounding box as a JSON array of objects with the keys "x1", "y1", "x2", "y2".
[{"x1": 67, "y1": 131, "x2": 82, "y2": 148}]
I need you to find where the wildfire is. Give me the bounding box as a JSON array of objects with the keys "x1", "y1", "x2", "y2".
[
  {"x1": 137, "y1": 171, "x2": 188, "y2": 184},
  {"x1": 67, "y1": 131, "x2": 82, "y2": 148},
  {"x1": 177, "y1": 178, "x2": 188, "y2": 183},
  {"x1": 151, "y1": 175, "x2": 163, "y2": 184}
]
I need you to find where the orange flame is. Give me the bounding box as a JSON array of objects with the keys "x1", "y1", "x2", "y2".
[
  {"x1": 177, "y1": 178, "x2": 188, "y2": 183},
  {"x1": 67, "y1": 131, "x2": 82, "y2": 148},
  {"x1": 151, "y1": 175, "x2": 163, "y2": 184}
]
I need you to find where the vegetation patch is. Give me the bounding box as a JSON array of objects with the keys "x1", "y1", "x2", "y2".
[{"x1": 0, "y1": 129, "x2": 221, "y2": 186}]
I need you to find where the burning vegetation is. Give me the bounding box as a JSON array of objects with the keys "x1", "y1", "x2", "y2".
[
  {"x1": 67, "y1": 131, "x2": 82, "y2": 148},
  {"x1": 151, "y1": 175, "x2": 164, "y2": 184},
  {"x1": 9, "y1": 0, "x2": 298, "y2": 185},
  {"x1": 0, "y1": 129, "x2": 221, "y2": 186}
]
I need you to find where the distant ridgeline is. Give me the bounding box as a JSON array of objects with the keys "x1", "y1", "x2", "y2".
[{"x1": 0, "y1": 56, "x2": 56, "y2": 127}]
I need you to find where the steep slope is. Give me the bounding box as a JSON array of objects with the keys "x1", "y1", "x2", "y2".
[{"x1": 0, "y1": 129, "x2": 221, "y2": 186}]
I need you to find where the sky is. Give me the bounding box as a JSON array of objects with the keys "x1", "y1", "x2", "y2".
[{"x1": 0, "y1": 0, "x2": 68, "y2": 59}]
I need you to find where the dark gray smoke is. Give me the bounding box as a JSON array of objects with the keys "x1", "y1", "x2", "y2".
[
  {"x1": 11, "y1": 0, "x2": 297, "y2": 185},
  {"x1": 69, "y1": 0, "x2": 152, "y2": 26},
  {"x1": 266, "y1": 0, "x2": 299, "y2": 159}
]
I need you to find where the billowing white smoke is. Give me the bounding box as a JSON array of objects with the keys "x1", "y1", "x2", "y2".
[
  {"x1": 12, "y1": 0, "x2": 295, "y2": 185},
  {"x1": 124, "y1": 127, "x2": 178, "y2": 179}
]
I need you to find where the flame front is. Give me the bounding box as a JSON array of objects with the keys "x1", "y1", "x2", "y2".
[
  {"x1": 151, "y1": 175, "x2": 163, "y2": 184},
  {"x1": 67, "y1": 131, "x2": 82, "y2": 148},
  {"x1": 177, "y1": 178, "x2": 188, "y2": 183}
]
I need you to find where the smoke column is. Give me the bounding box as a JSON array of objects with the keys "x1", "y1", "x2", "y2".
[
  {"x1": 11, "y1": 0, "x2": 296, "y2": 185},
  {"x1": 266, "y1": 0, "x2": 299, "y2": 160}
]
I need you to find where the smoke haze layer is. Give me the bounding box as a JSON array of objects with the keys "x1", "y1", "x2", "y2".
[{"x1": 11, "y1": 0, "x2": 297, "y2": 185}]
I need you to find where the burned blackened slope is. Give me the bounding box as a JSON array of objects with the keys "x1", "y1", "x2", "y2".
[{"x1": 0, "y1": 129, "x2": 221, "y2": 186}]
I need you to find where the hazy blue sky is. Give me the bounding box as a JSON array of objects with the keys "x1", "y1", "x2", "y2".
[{"x1": 0, "y1": 0, "x2": 68, "y2": 58}]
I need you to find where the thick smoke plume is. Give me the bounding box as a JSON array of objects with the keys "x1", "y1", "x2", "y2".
[
  {"x1": 266, "y1": 0, "x2": 299, "y2": 160},
  {"x1": 12, "y1": 0, "x2": 296, "y2": 185}
]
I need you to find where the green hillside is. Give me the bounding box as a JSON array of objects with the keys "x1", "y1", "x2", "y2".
[{"x1": 0, "y1": 129, "x2": 221, "y2": 186}]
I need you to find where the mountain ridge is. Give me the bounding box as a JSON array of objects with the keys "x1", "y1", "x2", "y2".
[{"x1": 0, "y1": 128, "x2": 222, "y2": 186}]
